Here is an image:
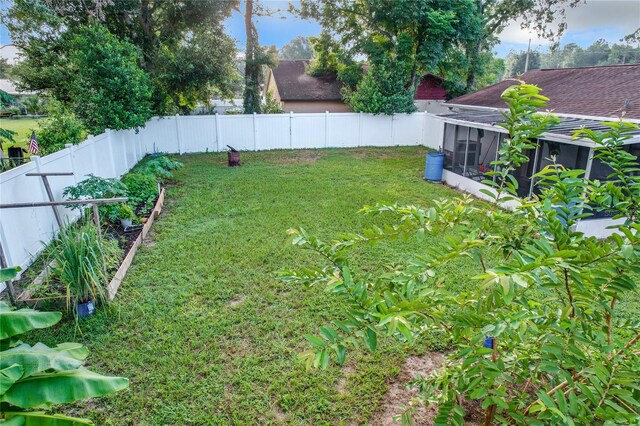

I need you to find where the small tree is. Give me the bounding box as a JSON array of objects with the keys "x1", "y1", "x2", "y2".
[
  {"x1": 282, "y1": 82, "x2": 640, "y2": 424},
  {"x1": 12, "y1": 24, "x2": 152, "y2": 135}
]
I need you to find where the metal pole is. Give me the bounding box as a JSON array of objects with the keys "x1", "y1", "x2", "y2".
[{"x1": 524, "y1": 38, "x2": 532, "y2": 73}]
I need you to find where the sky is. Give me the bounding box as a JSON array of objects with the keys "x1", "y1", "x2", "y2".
[{"x1": 1, "y1": 0, "x2": 639, "y2": 59}]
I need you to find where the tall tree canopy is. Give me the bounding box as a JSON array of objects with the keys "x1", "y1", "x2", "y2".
[
  {"x1": 279, "y1": 36, "x2": 314, "y2": 60},
  {"x1": 4, "y1": 0, "x2": 240, "y2": 114},
  {"x1": 503, "y1": 49, "x2": 541, "y2": 77},
  {"x1": 457, "y1": 0, "x2": 583, "y2": 90},
  {"x1": 297, "y1": 0, "x2": 482, "y2": 114}
]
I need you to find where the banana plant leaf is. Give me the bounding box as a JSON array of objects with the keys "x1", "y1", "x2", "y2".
[
  {"x1": 4, "y1": 411, "x2": 93, "y2": 425},
  {"x1": 0, "y1": 343, "x2": 85, "y2": 381},
  {"x1": 0, "y1": 364, "x2": 23, "y2": 395},
  {"x1": 0, "y1": 267, "x2": 19, "y2": 282},
  {"x1": 0, "y1": 368, "x2": 128, "y2": 408},
  {"x1": 0, "y1": 303, "x2": 62, "y2": 341}
]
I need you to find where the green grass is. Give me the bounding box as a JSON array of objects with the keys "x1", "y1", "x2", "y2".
[
  {"x1": 30, "y1": 147, "x2": 479, "y2": 425},
  {"x1": 0, "y1": 117, "x2": 41, "y2": 156},
  {"x1": 27, "y1": 147, "x2": 639, "y2": 424}
]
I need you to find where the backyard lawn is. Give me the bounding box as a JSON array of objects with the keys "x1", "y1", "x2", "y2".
[
  {"x1": 29, "y1": 146, "x2": 639, "y2": 424},
  {"x1": 0, "y1": 117, "x2": 41, "y2": 156}
]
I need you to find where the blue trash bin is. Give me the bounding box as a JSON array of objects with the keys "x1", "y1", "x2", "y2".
[{"x1": 424, "y1": 152, "x2": 445, "y2": 182}]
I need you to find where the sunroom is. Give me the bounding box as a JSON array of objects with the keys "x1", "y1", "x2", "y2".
[{"x1": 436, "y1": 110, "x2": 640, "y2": 238}]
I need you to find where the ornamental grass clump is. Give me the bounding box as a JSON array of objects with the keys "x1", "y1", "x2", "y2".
[
  {"x1": 50, "y1": 223, "x2": 122, "y2": 317},
  {"x1": 282, "y1": 82, "x2": 640, "y2": 425}
]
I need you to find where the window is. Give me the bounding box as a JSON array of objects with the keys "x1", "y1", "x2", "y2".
[
  {"x1": 586, "y1": 143, "x2": 640, "y2": 219},
  {"x1": 530, "y1": 140, "x2": 590, "y2": 196},
  {"x1": 443, "y1": 124, "x2": 468, "y2": 174},
  {"x1": 466, "y1": 129, "x2": 501, "y2": 182}
]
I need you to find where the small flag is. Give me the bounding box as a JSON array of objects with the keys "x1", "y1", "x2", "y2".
[{"x1": 28, "y1": 131, "x2": 39, "y2": 154}]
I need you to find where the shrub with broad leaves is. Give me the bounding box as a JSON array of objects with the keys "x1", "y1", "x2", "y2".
[{"x1": 281, "y1": 82, "x2": 640, "y2": 425}]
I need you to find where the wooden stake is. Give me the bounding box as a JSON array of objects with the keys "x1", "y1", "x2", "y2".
[{"x1": 92, "y1": 204, "x2": 101, "y2": 238}]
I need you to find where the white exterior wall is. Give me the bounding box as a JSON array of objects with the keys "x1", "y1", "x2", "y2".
[
  {"x1": 0, "y1": 112, "x2": 444, "y2": 281},
  {"x1": 442, "y1": 171, "x2": 624, "y2": 239}
]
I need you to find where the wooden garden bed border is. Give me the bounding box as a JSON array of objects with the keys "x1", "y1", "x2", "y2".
[
  {"x1": 107, "y1": 187, "x2": 165, "y2": 300},
  {"x1": 16, "y1": 188, "x2": 165, "y2": 303}
]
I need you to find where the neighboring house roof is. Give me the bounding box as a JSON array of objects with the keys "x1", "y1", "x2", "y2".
[
  {"x1": 448, "y1": 64, "x2": 640, "y2": 120},
  {"x1": 271, "y1": 60, "x2": 343, "y2": 102},
  {"x1": 270, "y1": 60, "x2": 449, "y2": 103}
]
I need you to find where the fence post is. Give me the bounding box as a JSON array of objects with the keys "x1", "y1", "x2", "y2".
[
  {"x1": 175, "y1": 114, "x2": 184, "y2": 154},
  {"x1": 136, "y1": 128, "x2": 143, "y2": 160},
  {"x1": 106, "y1": 129, "x2": 117, "y2": 177},
  {"x1": 358, "y1": 112, "x2": 363, "y2": 147},
  {"x1": 289, "y1": 111, "x2": 294, "y2": 149},
  {"x1": 324, "y1": 111, "x2": 329, "y2": 148},
  {"x1": 65, "y1": 144, "x2": 79, "y2": 184},
  {"x1": 253, "y1": 112, "x2": 258, "y2": 151},
  {"x1": 391, "y1": 114, "x2": 395, "y2": 146},
  {"x1": 86, "y1": 135, "x2": 99, "y2": 174},
  {"x1": 215, "y1": 113, "x2": 223, "y2": 152}
]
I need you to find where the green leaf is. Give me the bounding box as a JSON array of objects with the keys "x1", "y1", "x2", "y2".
[
  {"x1": 0, "y1": 267, "x2": 20, "y2": 282},
  {"x1": 4, "y1": 411, "x2": 94, "y2": 425},
  {"x1": 363, "y1": 328, "x2": 377, "y2": 351},
  {"x1": 0, "y1": 343, "x2": 84, "y2": 380},
  {"x1": 0, "y1": 304, "x2": 62, "y2": 341},
  {"x1": 304, "y1": 334, "x2": 326, "y2": 348},
  {"x1": 0, "y1": 368, "x2": 128, "y2": 408},
  {"x1": 0, "y1": 363, "x2": 24, "y2": 395}
]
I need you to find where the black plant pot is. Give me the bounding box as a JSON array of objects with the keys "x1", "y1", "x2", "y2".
[{"x1": 77, "y1": 300, "x2": 96, "y2": 318}]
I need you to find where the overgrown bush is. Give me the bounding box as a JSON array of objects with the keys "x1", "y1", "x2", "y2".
[
  {"x1": 283, "y1": 83, "x2": 640, "y2": 424},
  {"x1": 121, "y1": 172, "x2": 158, "y2": 216},
  {"x1": 0, "y1": 266, "x2": 128, "y2": 424},
  {"x1": 134, "y1": 155, "x2": 183, "y2": 182},
  {"x1": 49, "y1": 223, "x2": 122, "y2": 317},
  {"x1": 63, "y1": 175, "x2": 127, "y2": 223},
  {"x1": 38, "y1": 102, "x2": 85, "y2": 154}
]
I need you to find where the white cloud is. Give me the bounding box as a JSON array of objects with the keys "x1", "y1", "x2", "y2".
[{"x1": 498, "y1": 0, "x2": 640, "y2": 45}]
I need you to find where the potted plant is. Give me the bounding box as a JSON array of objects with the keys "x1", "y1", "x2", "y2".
[
  {"x1": 50, "y1": 224, "x2": 121, "y2": 319},
  {"x1": 118, "y1": 203, "x2": 136, "y2": 228}
]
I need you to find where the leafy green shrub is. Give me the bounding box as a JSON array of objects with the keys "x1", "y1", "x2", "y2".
[
  {"x1": 63, "y1": 175, "x2": 127, "y2": 223},
  {"x1": 38, "y1": 102, "x2": 86, "y2": 154},
  {"x1": 117, "y1": 203, "x2": 136, "y2": 221},
  {"x1": 262, "y1": 91, "x2": 283, "y2": 114},
  {"x1": 49, "y1": 223, "x2": 122, "y2": 316},
  {"x1": 0, "y1": 267, "x2": 128, "y2": 425},
  {"x1": 134, "y1": 155, "x2": 183, "y2": 182},
  {"x1": 121, "y1": 172, "x2": 158, "y2": 216},
  {"x1": 283, "y1": 83, "x2": 640, "y2": 424}
]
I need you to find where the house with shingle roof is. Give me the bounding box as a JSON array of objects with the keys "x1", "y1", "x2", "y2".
[
  {"x1": 435, "y1": 64, "x2": 640, "y2": 238},
  {"x1": 264, "y1": 60, "x2": 448, "y2": 113}
]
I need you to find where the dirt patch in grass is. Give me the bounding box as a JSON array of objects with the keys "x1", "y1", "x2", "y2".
[
  {"x1": 371, "y1": 351, "x2": 485, "y2": 425},
  {"x1": 370, "y1": 352, "x2": 445, "y2": 425},
  {"x1": 265, "y1": 150, "x2": 326, "y2": 165},
  {"x1": 337, "y1": 364, "x2": 356, "y2": 395}
]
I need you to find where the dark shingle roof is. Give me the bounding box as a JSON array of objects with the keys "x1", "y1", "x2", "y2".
[
  {"x1": 272, "y1": 60, "x2": 343, "y2": 102},
  {"x1": 448, "y1": 64, "x2": 640, "y2": 120},
  {"x1": 438, "y1": 110, "x2": 640, "y2": 141}
]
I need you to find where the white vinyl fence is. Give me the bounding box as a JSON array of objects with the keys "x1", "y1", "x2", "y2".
[{"x1": 0, "y1": 112, "x2": 443, "y2": 284}]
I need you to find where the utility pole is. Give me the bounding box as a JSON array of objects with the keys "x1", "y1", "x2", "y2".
[{"x1": 524, "y1": 38, "x2": 532, "y2": 73}]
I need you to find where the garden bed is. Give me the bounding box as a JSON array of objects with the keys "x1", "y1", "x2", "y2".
[{"x1": 12, "y1": 188, "x2": 165, "y2": 305}]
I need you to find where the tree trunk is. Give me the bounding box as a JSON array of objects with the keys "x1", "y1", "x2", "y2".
[
  {"x1": 465, "y1": 41, "x2": 481, "y2": 91},
  {"x1": 243, "y1": 0, "x2": 261, "y2": 114}
]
